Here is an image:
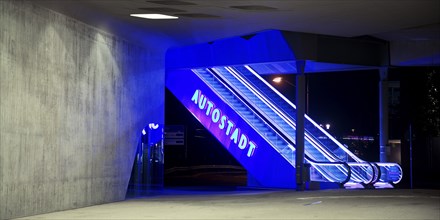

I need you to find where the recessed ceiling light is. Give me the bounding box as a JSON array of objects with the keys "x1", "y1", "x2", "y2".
[{"x1": 130, "y1": 13, "x2": 178, "y2": 19}]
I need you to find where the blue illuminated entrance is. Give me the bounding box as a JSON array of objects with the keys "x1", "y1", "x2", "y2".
[{"x1": 166, "y1": 30, "x2": 403, "y2": 189}]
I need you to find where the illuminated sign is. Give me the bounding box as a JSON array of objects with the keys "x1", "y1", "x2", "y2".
[
  {"x1": 166, "y1": 68, "x2": 297, "y2": 188},
  {"x1": 191, "y1": 89, "x2": 257, "y2": 157}
]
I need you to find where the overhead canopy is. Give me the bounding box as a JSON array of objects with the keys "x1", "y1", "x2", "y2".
[{"x1": 166, "y1": 30, "x2": 390, "y2": 74}]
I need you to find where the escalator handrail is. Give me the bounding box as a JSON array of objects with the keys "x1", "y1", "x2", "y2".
[
  {"x1": 371, "y1": 162, "x2": 381, "y2": 184},
  {"x1": 223, "y1": 66, "x2": 343, "y2": 163},
  {"x1": 193, "y1": 68, "x2": 295, "y2": 160},
  {"x1": 223, "y1": 66, "x2": 378, "y2": 184},
  {"x1": 346, "y1": 161, "x2": 378, "y2": 185},
  {"x1": 375, "y1": 162, "x2": 403, "y2": 184},
  {"x1": 202, "y1": 68, "x2": 353, "y2": 184},
  {"x1": 236, "y1": 65, "x2": 378, "y2": 184},
  {"x1": 242, "y1": 65, "x2": 367, "y2": 164},
  {"x1": 306, "y1": 157, "x2": 352, "y2": 184}
]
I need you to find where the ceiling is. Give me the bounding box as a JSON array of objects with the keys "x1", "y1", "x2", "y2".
[
  {"x1": 33, "y1": 0, "x2": 440, "y2": 65},
  {"x1": 33, "y1": 0, "x2": 440, "y2": 42}
]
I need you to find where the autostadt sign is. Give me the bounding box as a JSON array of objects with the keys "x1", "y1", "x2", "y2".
[
  {"x1": 191, "y1": 89, "x2": 257, "y2": 157},
  {"x1": 166, "y1": 68, "x2": 297, "y2": 188}
]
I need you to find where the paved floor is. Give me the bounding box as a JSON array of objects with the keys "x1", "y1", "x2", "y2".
[{"x1": 19, "y1": 188, "x2": 439, "y2": 219}]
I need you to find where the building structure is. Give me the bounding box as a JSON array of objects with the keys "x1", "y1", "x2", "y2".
[{"x1": 0, "y1": 1, "x2": 439, "y2": 219}]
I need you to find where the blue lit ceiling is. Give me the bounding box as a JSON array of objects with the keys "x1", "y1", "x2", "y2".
[{"x1": 166, "y1": 30, "x2": 390, "y2": 74}]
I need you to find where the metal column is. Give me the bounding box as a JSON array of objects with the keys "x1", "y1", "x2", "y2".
[
  {"x1": 379, "y1": 68, "x2": 389, "y2": 162},
  {"x1": 295, "y1": 60, "x2": 306, "y2": 191}
]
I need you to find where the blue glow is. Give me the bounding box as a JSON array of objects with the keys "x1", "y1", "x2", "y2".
[
  {"x1": 166, "y1": 30, "x2": 383, "y2": 73},
  {"x1": 394, "y1": 53, "x2": 440, "y2": 66},
  {"x1": 149, "y1": 123, "x2": 159, "y2": 130},
  {"x1": 190, "y1": 89, "x2": 257, "y2": 157},
  {"x1": 165, "y1": 30, "x2": 403, "y2": 188},
  {"x1": 248, "y1": 61, "x2": 376, "y2": 74},
  {"x1": 166, "y1": 30, "x2": 296, "y2": 70},
  {"x1": 166, "y1": 64, "x2": 403, "y2": 187},
  {"x1": 166, "y1": 68, "x2": 296, "y2": 188}
]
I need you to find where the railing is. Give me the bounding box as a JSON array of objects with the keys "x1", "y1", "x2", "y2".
[
  {"x1": 234, "y1": 65, "x2": 402, "y2": 184},
  {"x1": 191, "y1": 65, "x2": 403, "y2": 185},
  {"x1": 194, "y1": 67, "x2": 353, "y2": 184},
  {"x1": 213, "y1": 65, "x2": 405, "y2": 185}
]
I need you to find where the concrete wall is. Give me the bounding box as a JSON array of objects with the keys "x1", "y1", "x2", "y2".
[{"x1": 0, "y1": 1, "x2": 166, "y2": 219}]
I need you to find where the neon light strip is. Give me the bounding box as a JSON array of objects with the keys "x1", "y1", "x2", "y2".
[
  {"x1": 375, "y1": 162, "x2": 403, "y2": 184},
  {"x1": 210, "y1": 67, "x2": 295, "y2": 159},
  {"x1": 245, "y1": 65, "x2": 364, "y2": 163},
  {"x1": 307, "y1": 162, "x2": 349, "y2": 183},
  {"x1": 242, "y1": 66, "x2": 351, "y2": 163},
  {"x1": 211, "y1": 67, "x2": 350, "y2": 183},
  {"x1": 194, "y1": 68, "x2": 296, "y2": 166},
  {"x1": 226, "y1": 66, "x2": 296, "y2": 127},
  {"x1": 194, "y1": 66, "x2": 401, "y2": 184},
  {"x1": 243, "y1": 65, "x2": 374, "y2": 183},
  {"x1": 224, "y1": 66, "x2": 339, "y2": 164},
  {"x1": 246, "y1": 65, "x2": 402, "y2": 184},
  {"x1": 225, "y1": 66, "x2": 359, "y2": 182}
]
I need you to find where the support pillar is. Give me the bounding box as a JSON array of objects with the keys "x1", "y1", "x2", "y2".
[
  {"x1": 295, "y1": 60, "x2": 306, "y2": 191},
  {"x1": 379, "y1": 68, "x2": 389, "y2": 162},
  {"x1": 306, "y1": 75, "x2": 309, "y2": 114}
]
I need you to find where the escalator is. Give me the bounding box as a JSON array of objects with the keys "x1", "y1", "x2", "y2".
[
  {"x1": 165, "y1": 29, "x2": 403, "y2": 189},
  {"x1": 211, "y1": 65, "x2": 402, "y2": 185},
  {"x1": 166, "y1": 65, "x2": 402, "y2": 188}
]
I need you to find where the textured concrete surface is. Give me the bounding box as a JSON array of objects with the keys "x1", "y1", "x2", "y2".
[
  {"x1": 18, "y1": 188, "x2": 440, "y2": 220},
  {"x1": 0, "y1": 1, "x2": 167, "y2": 219}
]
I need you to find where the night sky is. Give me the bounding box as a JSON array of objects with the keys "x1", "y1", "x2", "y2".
[{"x1": 263, "y1": 69, "x2": 380, "y2": 137}]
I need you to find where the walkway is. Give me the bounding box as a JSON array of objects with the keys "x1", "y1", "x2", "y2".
[{"x1": 19, "y1": 188, "x2": 439, "y2": 219}]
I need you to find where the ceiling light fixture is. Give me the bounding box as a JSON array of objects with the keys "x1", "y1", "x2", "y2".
[{"x1": 130, "y1": 13, "x2": 178, "y2": 19}]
